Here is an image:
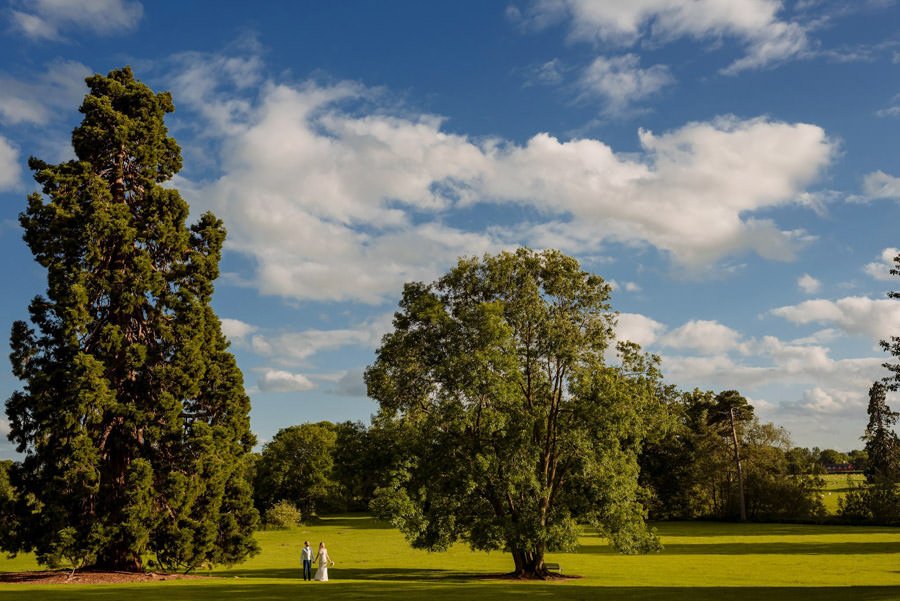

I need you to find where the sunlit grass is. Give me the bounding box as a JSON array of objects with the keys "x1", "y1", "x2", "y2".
[
  {"x1": 1, "y1": 515, "x2": 898, "y2": 600},
  {"x1": 817, "y1": 473, "x2": 865, "y2": 513}
]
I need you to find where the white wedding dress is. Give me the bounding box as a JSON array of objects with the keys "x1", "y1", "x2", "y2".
[{"x1": 314, "y1": 548, "x2": 330, "y2": 581}]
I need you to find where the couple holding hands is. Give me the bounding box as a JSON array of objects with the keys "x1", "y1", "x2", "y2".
[{"x1": 301, "y1": 541, "x2": 335, "y2": 581}]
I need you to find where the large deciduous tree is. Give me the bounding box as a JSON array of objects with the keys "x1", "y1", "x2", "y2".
[
  {"x1": 365, "y1": 249, "x2": 664, "y2": 578},
  {"x1": 3, "y1": 67, "x2": 258, "y2": 572}
]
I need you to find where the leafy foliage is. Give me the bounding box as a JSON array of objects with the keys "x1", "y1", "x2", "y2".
[
  {"x1": 265, "y1": 500, "x2": 303, "y2": 529},
  {"x1": 640, "y1": 389, "x2": 825, "y2": 521},
  {"x1": 3, "y1": 67, "x2": 258, "y2": 571},
  {"x1": 253, "y1": 422, "x2": 340, "y2": 516},
  {"x1": 366, "y1": 249, "x2": 666, "y2": 577}
]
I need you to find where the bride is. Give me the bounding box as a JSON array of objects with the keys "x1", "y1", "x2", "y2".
[{"x1": 313, "y1": 541, "x2": 334, "y2": 581}]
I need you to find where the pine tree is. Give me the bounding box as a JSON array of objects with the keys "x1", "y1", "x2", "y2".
[{"x1": 4, "y1": 67, "x2": 258, "y2": 571}]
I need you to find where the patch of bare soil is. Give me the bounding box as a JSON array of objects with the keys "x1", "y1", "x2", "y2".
[
  {"x1": 0, "y1": 570, "x2": 207, "y2": 584},
  {"x1": 478, "y1": 572, "x2": 582, "y2": 581}
]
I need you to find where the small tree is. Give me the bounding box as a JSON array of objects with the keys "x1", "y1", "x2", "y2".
[{"x1": 366, "y1": 249, "x2": 664, "y2": 578}]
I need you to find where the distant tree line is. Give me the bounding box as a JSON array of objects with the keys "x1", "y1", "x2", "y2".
[{"x1": 249, "y1": 390, "x2": 898, "y2": 528}]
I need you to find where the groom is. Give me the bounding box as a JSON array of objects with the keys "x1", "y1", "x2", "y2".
[{"x1": 301, "y1": 540, "x2": 313, "y2": 581}]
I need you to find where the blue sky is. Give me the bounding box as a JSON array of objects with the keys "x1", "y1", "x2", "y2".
[{"x1": 1, "y1": 0, "x2": 899, "y2": 457}]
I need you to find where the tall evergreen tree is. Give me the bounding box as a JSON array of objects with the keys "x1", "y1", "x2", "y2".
[
  {"x1": 863, "y1": 382, "x2": 900, "y2": 483},
  {"x1": 4, "y1": 67, "x2": 258, "y2": 572}
]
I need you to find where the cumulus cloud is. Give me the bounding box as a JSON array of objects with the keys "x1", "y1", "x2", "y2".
[
  {"x1": 0, "y1": 136, "x2": 21, "y2": 190},
  {"x1": 170, "y1": 48, "x2": 833, "y2": 304},
  {"x1": 797, "y1": 273, "x2": 821, "y2": 294},
  {"x1": 249, "y1": 314, "x2": 393, "y2": 366},
  {"x1": 220, "y1": 318, "x2": 258, "y2": 343},
  {"x1": 800, "y1": 387, "x2": 866, "y2": 416},
  {"x1": 864, "y1": 247, "x2": 898, "y2": 281},
  {"x1": 577, "y1": 54, "x2": 673, "y2": 115},
  {"x1": 10, "y1": 0, "x2": 143, "y2": 41},
  {"x1": 0, "y1": 60, "x2": 92, "y2": 126},
  {"x1": 257, "y1": 369, "x2": 315, "y2": 393},
  {"x1": 862, "y1": 170, "x2": 900, "y2": 200},
  {"x1": 770, "y1": 296, "x2": 900, "y2": 341},
  {"x1": 615, "y1": 312, "x2": 666, "y2": 347},
  {"x1": 330, "y1": 369, "x2": 368, "y2": 397},
  {"x1": 662, "y1": 335, "x2": 884, "y2": 410},
  {"x1": 660, "y1": 319, "x2": 743, "y2": 355},
  {"x1": 519, "y1": 0, "x2": 809, "y2": 74}
]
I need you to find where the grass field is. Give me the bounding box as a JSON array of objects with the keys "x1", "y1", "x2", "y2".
[
  {"x1": 818, "y1": 473, "x2": 866, "y2": 514},
  {"x1": 1, "y1": 515, "x2": 898, "y2": 600}
]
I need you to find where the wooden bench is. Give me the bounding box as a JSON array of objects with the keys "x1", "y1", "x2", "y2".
[{"x1": 544, "y1": 562, "x2": 562, "y2": 574}]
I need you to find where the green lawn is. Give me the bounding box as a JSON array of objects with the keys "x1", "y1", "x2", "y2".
[
  {"x1": 1, "y1": 516, "x2": 898, "y2": 600},
  {"x1": 817, "y1": 473, "x2": 866, "y2": 514}
]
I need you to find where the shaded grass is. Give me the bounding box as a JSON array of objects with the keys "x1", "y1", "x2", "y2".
[{"x1": 1, "y1": 515, "x2": 898, "y2": 600}]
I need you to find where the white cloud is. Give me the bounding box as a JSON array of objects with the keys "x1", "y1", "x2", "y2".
[
  {"x1": 172, "y1": 49, "x2": 834, "y2": 304},
  {"x1": 521, "y1": 0, "x2": 809, "y2": 73},
  {"x1": 524, "y1": 58, "x2": 567, "y2": 86},
  {"x1": 0, "y1": 136, "x2": 20, "y2": 190},
  {"x1": 0, "y1": 417, "x2": 9, "y2": 436},
  {"x1": 249, "y1": 314, "x2": 393, "y2": 366},
  {"x1": 615, "y1": 312, "x2": 666, "y2": 347},
  {"x1": 864, "y1": 247, "x2": 898, "y2": 281},
  {"x1": 660, "y1": 319, "x2": 742, "y2": 355},
  {"x1": 330, "y1": 369, "x2": 368, "y2": 397},
  {"x1": 862, "y1": 170, "x2": 900, "y2": 200},
  {"x1": 257, "y1": 369, "x2": 315, "y2": 393},
  {"x1": 577, "y1": 54, "x2": 673, "y2": 115},
  {"x1": 623, "y1": 281, "x2": 641, "y2": 292},
  {"x1": 10, "y1": 0, "x2": 143, "y2": 41},
  {"x1": 0, "y1": 60, "x2": 92, "y2": 126},
  {"x1": 661, "y1": 335, "x2": 884, "y2": 408},
  {"x1": 800, "y1": 387, "x2": 866, "y2": 415},
  {"x1": 771, "y1": 296, "x2": 900, "y2": 341},
  {"x1": 220, "y1": 318, "x2": 258, "y2": 343},
  {"x1": 876, "y1": 94, "x2": 900, "y2": 118},
  {"x1": 797, "y1": 273, "x2": 821, "y2": 294}
]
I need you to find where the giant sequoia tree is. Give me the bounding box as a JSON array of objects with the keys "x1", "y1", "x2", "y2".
[
  {"x1": 2, "y1": 67, "x2": 258, "y2": 571},
  {"x1": 365, "y1": 249, "x2": 664, "y2": 578}
]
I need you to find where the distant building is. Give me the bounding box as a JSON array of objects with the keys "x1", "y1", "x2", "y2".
[{"x1": 824, "y1": 463, "x2": 859, "y2": 474}]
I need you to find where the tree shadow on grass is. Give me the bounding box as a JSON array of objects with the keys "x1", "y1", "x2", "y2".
[
  {"x1": 214, "y1": 566, "x2": 470, "y2": 581},
  {"x1": 578, "y1": 540, "x2": 900, "y2": 555},
  {"x1": 306, "y1": 515, "x2": 395, "y2": 530},
  {"x1": 651, "y1": 522, "x2": 900, "y2": 538},
  {"x1": 0, "y1": 583, "x2": 898, "y2": 601}
]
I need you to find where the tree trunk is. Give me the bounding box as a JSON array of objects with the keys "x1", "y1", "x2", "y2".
[
  {"x1": 510, "y1": 547, "x2": 547, "y2": 579},
  {"x1": 729, "y1": 407, "x2": 747, "y2": 521},
  {"x1": 94, "y1": 545, "x2": 143, "y2": 572}
]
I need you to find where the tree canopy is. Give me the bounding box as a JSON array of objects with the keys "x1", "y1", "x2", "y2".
[
  {"x1": 365, "y1": 248, "x2": 666, "y2": 577},
  {"x1": 2, "y1": 67, "x2": 257, "y2": 572}
]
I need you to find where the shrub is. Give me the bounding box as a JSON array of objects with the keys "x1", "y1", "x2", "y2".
[{"x1": 265, "y1": 501, "x2": 302, "y2": 529}]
